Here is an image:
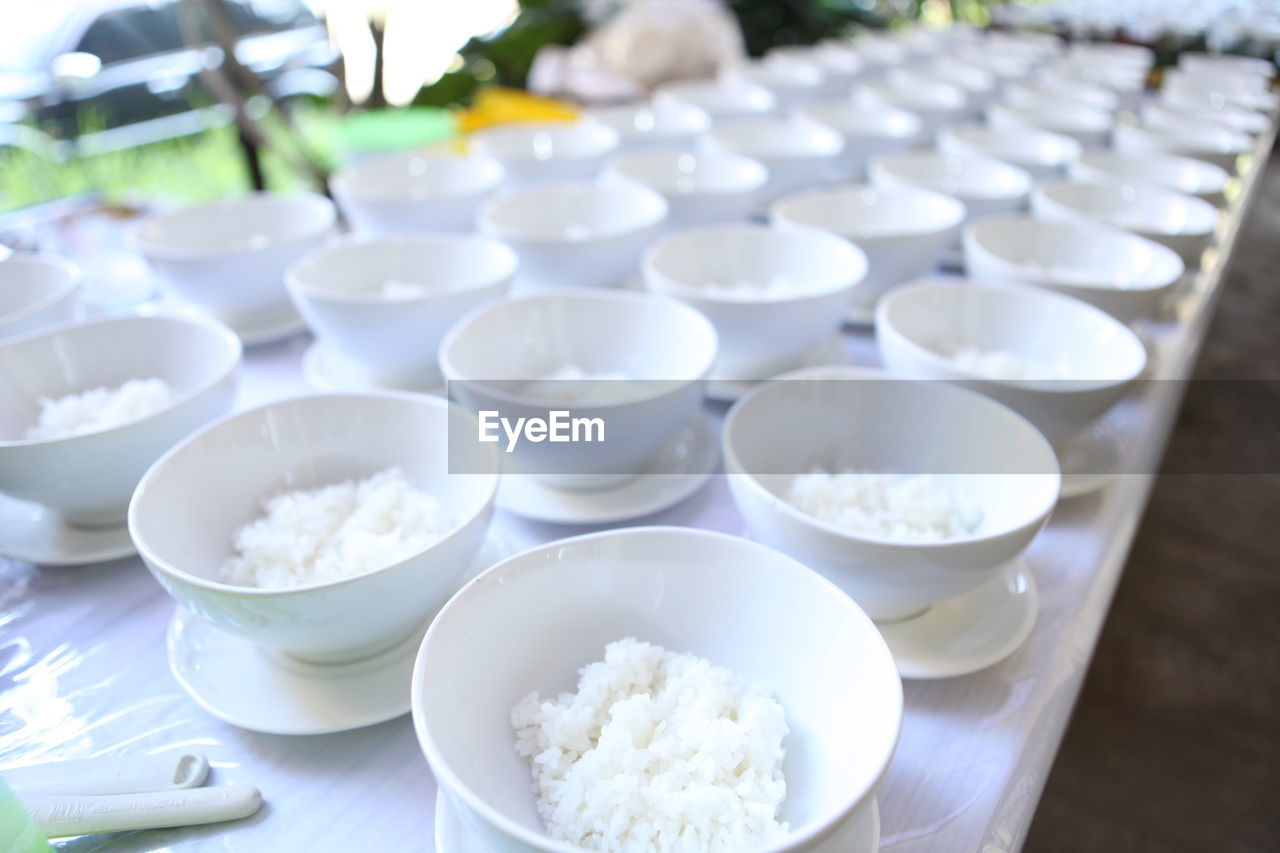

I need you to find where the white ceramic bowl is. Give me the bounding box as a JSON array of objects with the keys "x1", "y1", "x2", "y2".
[
  {"x1": 1067, "y1": 42, "x2": 1154, "y2": 74},
  {"x1": 770, "y1": 184, "x2": 964, "y2": 312},
  {"x1": 0, "y1": 255, "x2": 79, "y2": 340},
  {"x1": 876, "y1": 280, "x2": 1147, "y2": 444},
  {"x1": 285, "y1": 234, "x2": 517, "y2": 383},
  {"x1": 1004, "y1": 78, "x2": 1120, "y2": 113},
  {"x1": 950, "y1": 43, "x2": 1037, "y2": 80},
  {"x1": 918, "y1": 58, "x2": 1000, "y2": 111},
  {"x1": 794, "y1": 101, "x2": 923, "y2": 179},
  {"x1": 722, "y1": 58, "x2": 828, "y2": 110},
  {"x1": 413, "y1": 525, "x2": 902, "y2": 853},
  {"x1": 130, "y1": 392, "x2": 498, "y2": 664},
  {"x1": 1114, "y1": 122, "x2": 1252, "y2": 172},
  {"x1": 987, "y1": 102, "x2": 1114, "y2": 149},
  {"x1": 850, "y1": 34, "x2": 911, "y2": 71},
  {"x1": 855, "y1": 79, "x2": 968, "y2": 139},
  {"x1": 1032, "y1": 180, "x2": 1218, "y2": 268},
  {"x1": 470, "y1": 122, "x2": 619, "y2": 185},
  {"x1": 477, "y1": 182, "x2": 667, "y2": 291},
  {"x1": 1040, "y1": 64, "x2": 1144, "y2": 111},
  {"x1": 600, "y1": 149, "x2": 768, "y2": 230},
  {"x1": 329, "y1": 150, "x2": 505, "y2": 235},
  {"x1": 701, "y1": 117, "x2": 844, "y2": 203},
  {"x1": 1148, "y1": 97, "x2": 1271, "y2": 137},
  {"x1": 868, "y1": 152, "x2": 1032, "y2": 225},
  {"x1": 963, "y1": 215, "x2": 1185, "y2": 323},
  {"x1": 1179, "y1": 52, "x2": 1274, "y2": 79},
  {"x1": 438, "y1": 288, "x2": 716, "y2": 489},
  {"x1": 1069, "y1": 150, "x2": 1230, "y2": 207},
  {"x1": 643, "y1": 224, "x2": 864, "y2": 378},
  {"x1": 129, "y1": 192, "x2": 337, "y2": 334},
  {"x1": 1164, "y1": 67, "x2": 1269, "y2": 96},
  {"x1": 938, "y1": 123, "x2": 1081, "y2": 181},
  {"x1": 723, "y1": 365, "x2": 1060, "y2": 620},
  {"x1": 653, "y1": 79, "x2": 778, "y2": 122},
  {"x1": 582, "y1": 101, "x2": 711, "y2": 151},
  {"x1": 769, "y1": 43, "x2": 865, "y2": 94},
  {"x1": 1161, "y1": 76, "x2": 1279, "y2": 114},
  {"x1": 0, "y1": 315, "x2": 241, "y2": 528}
]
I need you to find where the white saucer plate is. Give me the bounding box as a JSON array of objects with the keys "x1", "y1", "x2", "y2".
[
  {"x1": 844, "y1": 302, "x2": 877, "y2": 326},
  {"x1": 167, "y1": 533, "x2": 515, "y2": 735},
  {"x1": 1058, "y1": 423, "x2": 1122, "y2": 500},
  {"x1": 706, "y1": 335, "x2": 853, "y2": 403},
  {"x1": 0, "y1": 493, "x2": 135, "y2": 566},
  {"x1": 153, "y1": 294, "x2": 307, "y2": 347},
  {"x1": 434, "y1": 789, "x2": 879, "y2": 853},
  {"x1": 302, "y1": 340, "x2": 446, "y2": 395},
  {"x1": 877, "y1": 560, "x2": 1038, "y2": 680},
  {"x1": 496, "y1": 415, "x2": 718, "y2": 524}
]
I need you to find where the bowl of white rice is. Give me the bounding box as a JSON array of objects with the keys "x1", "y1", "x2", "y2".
[
  {"x1": 285, "y1": 233, "x2": 517, "y2": 385},
  {"x1": 722, "y1": 366, "x2": 1060, "y2": 621},
  {"x1": 642, "y1": 223, "x2": 865, "y2": 380},
  {"x1": 876, "y1": 280, "x2": 1147, "y2": 445},
  {"x1": 412, "y1": 526, "x2": 902, "y2": 853},
  {"x1": 129, "y1": 392, "x2": 499, "y2": 664},
  {"x1": 0, "y1": 314, "x2": 241, "y2": 529}
]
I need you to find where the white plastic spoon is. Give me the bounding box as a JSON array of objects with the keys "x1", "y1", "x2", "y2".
[
  {"x1": 24, "y1": 784, "x2": 262, "y2": 838},
  {"x1": 3, "y1": 752, "x2": 209, "y2": 797}
]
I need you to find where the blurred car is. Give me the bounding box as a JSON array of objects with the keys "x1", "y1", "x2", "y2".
[{"x1": 0, "y1": 0, "x2": 339, "y2": 155}]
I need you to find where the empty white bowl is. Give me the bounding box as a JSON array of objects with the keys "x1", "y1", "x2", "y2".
[
  {"x1": 917, "y1": 58, "x2": 1000, "y2": 112},
  {"x1": 643, "y1": 224, "x2": 864, "y2": 379},
  {"x1": 722, "y1": 58, "x2": 828, "y2": 110},
  {"x1": 652, "y1": 78, "x2": 778, "y2": 122},
  {"x1": 130, "y1": 392, "x2": 498, "y2": 664},
  {"x1": 868, "y1": 152, "x2": 1032, "y2": 225},
  {"x1": 1148, "y1": 97, "x2": 1271, "y2": 137},
  {"x1": 701, "y1": 116, "x2": 844, "y2": 203},
  {"x1": 963, "y1": 216, "x2": 1185, "y2": 323},
  {"x1": 0, "y1": 315, "x2": 241, "y2": 528},
  {"x1": 329, "y1": 150, "x2": 505, "y2": 235},
  {"x1": 938, "y1": 123, "x2": 1081, "y2": 181},
  {"x1": 770, "y1": 184, "x2": 964, "y2": 313},
  {"x1": 1115, "y1": 122, "x2": 1252, "y2": 172},
  {"x1": 1179, "y1": 52, "x2": 1274, "y2": 79},
  {"x1": 877, "y1": 280, "x2": 1147, "y2": 445},
  {"x1": 987, "y1": 101, "x2": 1114, "y2": 149},
  {"x1": 581, "y1": 101, "x2": 711, "y2": 151},
  {"x1": 129, "y1": 192, "x2": 337, "y2": 336},
  {"x1": 769, "y1": 42, "x2": 865, "y2": 94},
  {"x1": 1070, "y1": 150, "x2": 1230, "y2": 207},
  {"x1": 723, "y1": 366, "x2": 1060, "y2": 620},
  {"x1": 600, "y1": 149, "x2": 768, "y2": 230},
  {"x1": 794, "y1": 101, "x2": 923, "y2": 179},
  {"x1": 478, "y1": 182, "x2": 667, "y2": 291},
  {"x1": 855, "y1": 79, "x2": 968, "y2": 139},
  {"x1": 439, "y1": 289, "x2": 716, "y2": 489},
  {"x1": 285, "y1": 234, "x2": 517, "y2": 383},
  {"x1": 0, "y1": 255, "x2": 79, "y2": 340},
  {"x1": 1032, "y1": 180, "x2": 1218, "y2": 268},
  {"x1": 1004, "y1": 78, "x2": 1120, "y2": 113},
  {"x1": 470, "y1": 122, "x2": 619, "y2": 185},
  {"x1": 413, "y1": 525, "x2": 902, "y2": 853}
]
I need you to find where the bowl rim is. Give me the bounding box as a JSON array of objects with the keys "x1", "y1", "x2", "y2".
[
  {"x1": 328, "y1": 149, "x2": 506, "y2": 203},
  {"x1": 0, "y1": 313, "x2": 242, "y2": 449},
  {"x1": 0, "y1": 253, "x2": 81, "y2": 328},
  {"x1": 1071, "y1": 150, "x2": 1230, "y2": 195},
  {"x1": 641, "y1": 221, "x2": 869, "y2": 305},
  {"x1": 702, "y1": 116, "x2": 846, "y2": 160},
  {"x1": 283, "y1": 232, "x2": 519, "y2": 305},
  {"x1": 1031, "y1": 179, "x2": 1219, "y2": 238},
  {"x1": 410, "y1": 524, "x2": 905, "y2": 853},
  {"x1": 875, "y1": 278, "x2": 1148, "y2": 392},
  {"x1": 794, "y1": 100, "x2": 924, "y2": 140},
  {"x1": 600, "y1": 148, "x2": 770, "y2": 197},
  {"x1": 869, "y1": 151, "x2": 1033, "y2": 201},
  {"x1": 653, "y1": 78, "x2": 779, "y2": 113},
  {"x1": 477, "y1": 181, "x2": 669, "y2": 244},
  {"x1": 1119, "y1": 121, "x2": 1253, "y2": 155},
  {"x1": 470, "y1": 121, "x2": 621, "y2": 163},
  {"x1": 127, "y1": 390, "x2": 500, "y2": 598},
  {"x1": 126, "y1": 191, "x2": 337, "y2": 261},
  {"x1": 989, "y1": 101, "x2": 1114, "y2": 132},
  {"x1": 938, "y1": 122, "x2": 1084, "y2": 167},
  {"x1": 769, "y1": 182, "x2": 967, "y2": 240},
  {"x1": 581, "y1": 101, "x2": 713, "y2": 139},
  {"x1": 963, "y1": 214, "x2": 1187, "y2": 293},
  {"x1": 856, "y1": 79, "x2": 968, "y2": 111},
  {"x1": 437, "y1": 286, "x2": 719, "y2": 406},
  {"x1": 721, "y1": 365, "x2": 1063, "y2": 549}
]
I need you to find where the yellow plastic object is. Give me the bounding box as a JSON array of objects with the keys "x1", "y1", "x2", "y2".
[{"x1": 455, "y1": 87, "x2": 579, "y2": 136}]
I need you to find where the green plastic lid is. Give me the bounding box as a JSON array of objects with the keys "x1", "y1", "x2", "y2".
[{"x1": 334, "y1": 108, "x2": 457, "y2": 157}]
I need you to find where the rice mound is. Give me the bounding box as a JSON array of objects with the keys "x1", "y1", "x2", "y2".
[
  {"x1": 25, "y1": 377, "x2": 173, "y2": 440},
  {"x1": 220, "y1": 467, "x2": 452, "y2": 589},
  {"x1": 511, "y1": 637, "x2": 790, "y2": 853},
  {"x1": 787, "y1": 469, "x2": 982, "y2": 542}
]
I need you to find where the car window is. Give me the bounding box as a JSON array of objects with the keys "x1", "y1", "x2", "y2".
[{"x1": 75, "y1": 2, "x2": 186, "y2": 65}]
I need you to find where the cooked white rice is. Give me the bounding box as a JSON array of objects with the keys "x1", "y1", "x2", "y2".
[
  {"x1": 25, "y1": 378, "x2": 174, "y2": 440},
  {"x1": 220, "y1": 467, "x2": 452, "y2": 589},
  {"x1": 949, "y1": 345, "x2": 1072, "y2": 380},
  {"x1": 788, "y1": 468, "x2": 982, "y2": 541},
  {"x1": 512, "y1": 638, "x2": 790, "y2": 853}
]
